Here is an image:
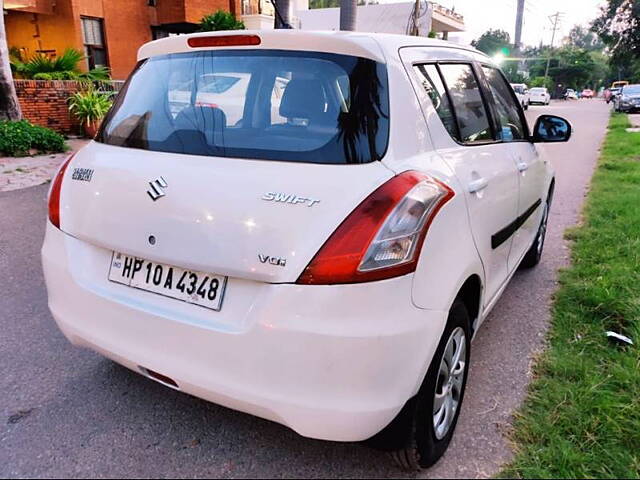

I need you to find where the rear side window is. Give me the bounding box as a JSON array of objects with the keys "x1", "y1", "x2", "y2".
[
  {"x1": 97, "y1": 50, "x2": 389, "y2": 165},
  {"x1": 438, "y1": 64, "x2": 493, "y2": 143},
  {"x1": 482, "y1": 67, "x2": 526, "y2": 141},
  {"x1": 415, "y1": 63, "x2": 493, "y2": 144}
]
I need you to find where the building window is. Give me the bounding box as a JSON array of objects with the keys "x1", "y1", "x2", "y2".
[{"x1": 81, "y1": 17, "x2": 108, "y2": 70}]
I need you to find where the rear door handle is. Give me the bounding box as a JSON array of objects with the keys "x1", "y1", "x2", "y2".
[
  {"x1": 468, "y1": 177, "x2": 489, "y2": 193},
  {"x1": 517, "y1": 162, "x2": 529, "y2": 172}
]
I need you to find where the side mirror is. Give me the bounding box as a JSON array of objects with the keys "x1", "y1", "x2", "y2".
[{"x1": 532, "y1": 115, "x2": 572, "y2": 143}]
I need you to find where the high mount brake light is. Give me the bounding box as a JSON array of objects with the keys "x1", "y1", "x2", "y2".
[
  {"x1": 48, "y1": 153, "x2": 75, "y2": 229},
  {"x1": 297, "y1": 171, "x2": 454, "y2": 285},
  {"x1": 187, "y1": 35, "x2": 261, "y2": 48}
]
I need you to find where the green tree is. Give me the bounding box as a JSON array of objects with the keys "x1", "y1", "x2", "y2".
[
  {"x1": 593, "y1": 0, "x2": 640, "y2": 83},
  {"x1": 471, "y1": 29, "x2": 511, "y2": 56},
  {"x1": 529, "y1": 76, "x2": 554, "y2": 91},
  {"x1": 309, "y1": 0, "x2": 339, "y2": 7},
  {"x1": 549, "y1": 46, "x2": 596, "y2": 90},
  {"x1": 565, "y1": 25, "x2": 604, "y2": 51},
  {"x1": 593, "y1": 0, "x2": 640, "y2": 65},
  {"x1": 198, "y1": 10, "x2": 245, "y2": 31}
]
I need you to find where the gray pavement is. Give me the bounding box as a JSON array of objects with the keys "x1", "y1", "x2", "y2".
[{"x1": 0, "y1": 100, "x2": 611, "y2": 478}]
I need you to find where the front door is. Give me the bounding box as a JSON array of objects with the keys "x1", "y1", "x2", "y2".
[{"x1": 479, "y1": 66, "x2": 547, "y2": 270}]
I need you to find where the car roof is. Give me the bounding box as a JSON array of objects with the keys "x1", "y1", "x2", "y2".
[{"x1": 137, "y1": 29, "x2": 489, "y2": 65}]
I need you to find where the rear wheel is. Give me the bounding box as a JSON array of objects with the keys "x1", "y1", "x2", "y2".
[
  {"x1": 520, "y1": 192, "x2": 551, "y2": 269},
  {"x1": 368, "y1": 300, "x2": 471, "y2": 471}
]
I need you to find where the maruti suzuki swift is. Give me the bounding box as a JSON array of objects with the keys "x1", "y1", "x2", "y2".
[{"x1": 42, "y1": 30, "x2": 571, "y2": 470}]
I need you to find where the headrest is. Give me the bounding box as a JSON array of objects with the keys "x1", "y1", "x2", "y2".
[{"x1": 279, "y1": 79, "x2": 325, "y2": 121}]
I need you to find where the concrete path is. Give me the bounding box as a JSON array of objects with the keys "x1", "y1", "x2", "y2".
[
  {"x1": 0, "y1": 101, "x2": 611, "y2": 478},
  {"x1": 0, "y1": 139, "x2": 89, "y2": 193}
]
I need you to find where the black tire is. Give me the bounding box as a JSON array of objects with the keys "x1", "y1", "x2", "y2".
[
  {"x1": 367, "y1": 300, "x2": 471, "y2": 471},
  {"x1": 520, "y1": 188, "x2": 553, "y2": 269}
]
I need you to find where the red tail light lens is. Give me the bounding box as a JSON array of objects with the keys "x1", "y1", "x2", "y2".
[
  {"x1": 187, "y1": 35, "x2": 261, "y2": 48},
  {"x1": 297, "y1": 171, "x2": 454, "y2": 285},
  {"x1": 48, "y1": 154, "x2": 75, "y2": 229}
]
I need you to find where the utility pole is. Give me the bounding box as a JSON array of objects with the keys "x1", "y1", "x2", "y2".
[
  {"x1": 514, "y1": 0, "x2": 525, "y2": 53},
  {"x1": 543, "y1": 12, "x2": 563, "y2": 87}
]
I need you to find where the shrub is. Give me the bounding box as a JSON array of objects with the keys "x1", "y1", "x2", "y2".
[
  {"x1": 198, "y1": 10, "x2": 245, "y2": 31},
  {"x1": 30, "y1": 124, "x2": 67, "y2": 153},
  {"x1": 0, "y1": 120, "x2": 32, "y2": 156},
  {"x1": 0, "y1": 120, "x2": 67, "y2": 157}
]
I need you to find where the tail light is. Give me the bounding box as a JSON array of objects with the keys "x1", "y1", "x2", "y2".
[
  {"x1": 297, "y1": 171, "x2": 454, "y2": 285},
  {"x1": 48, "y1": 154, "x2": 75, "y2": 229}
]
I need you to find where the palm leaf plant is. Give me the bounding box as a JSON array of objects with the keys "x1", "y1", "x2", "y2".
[
  {"x1": 67, "y1": 86, "x2": 113, "y2": 137},
  {"x1": 13, "y1": 48, "x2": 110, "y2": 81}
]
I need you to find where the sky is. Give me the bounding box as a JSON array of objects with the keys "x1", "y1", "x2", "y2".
[{"x1": 432, "y1": 0, "x2": 607, "y2": 47}]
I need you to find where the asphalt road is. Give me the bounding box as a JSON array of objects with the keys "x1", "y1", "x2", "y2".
[{"x1": 0, "y1": 100, "x2": 611, "y2": 478}]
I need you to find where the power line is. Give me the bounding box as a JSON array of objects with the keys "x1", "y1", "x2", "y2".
[{"x1": 543, "y1": 11, "x2": 564, "y2": 85}]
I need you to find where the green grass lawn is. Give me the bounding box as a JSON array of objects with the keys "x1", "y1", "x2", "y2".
[{"x1": 500, "y1": 114, "x2": 640, "y2": 478}]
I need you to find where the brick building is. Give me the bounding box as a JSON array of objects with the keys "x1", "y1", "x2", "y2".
[{"x1": 4, "y1": 0, "x2": 245, "y2": 80}]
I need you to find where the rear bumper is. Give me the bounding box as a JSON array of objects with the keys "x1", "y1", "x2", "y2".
[{"x1": 42, "y1": 223, "x2": 447, "y2": 442}]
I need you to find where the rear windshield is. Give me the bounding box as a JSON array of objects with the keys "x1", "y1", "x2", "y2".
[
  {"x1": 97, "y1": 49, "x2": 390, "y2": 165},
  {"x1": 511, "y1": 85, "x2": 525, "y2": 94},
  {"x1": 623, "y1": 85, "x2": 640, "y2": 95},
  {"x1": 530, "y1": 88, "x2": 546, "y2": 93}
]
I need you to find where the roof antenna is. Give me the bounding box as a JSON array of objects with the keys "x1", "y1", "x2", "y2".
[{"x1": 270, "y1": 0, "x2": 294, "y2": 29}]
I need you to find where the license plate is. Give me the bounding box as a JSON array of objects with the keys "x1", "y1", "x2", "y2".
[{"x1": 108, "y1": 252, "x2": 227, "y2": 311}]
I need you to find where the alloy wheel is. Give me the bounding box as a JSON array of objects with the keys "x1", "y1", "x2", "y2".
[
  {"x1": 432, "y1": 327, "x2": 466, "y2": 440},
  {"x1": 537, "y1": 202, "x2": 549, "y2": 256}
]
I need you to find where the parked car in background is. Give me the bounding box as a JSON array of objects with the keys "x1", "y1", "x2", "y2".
[
  {"x1": 42, "y1": 30, "x2": 572, "y2": 471},
  {"x1": 529, "y1": 87, "x2": 551, "y2": 105},
  {"x1": 614, "y1": 84, "x2": 640, "y2": 113},
  {"x1": 565, "y1": 89, "x2": 578, "y2": 100},
  {"x1": 510, "y1": 83, "x2": 530, "y2": 110},
  {"x1": 581, "y1": 89, "x2": 594, "y2": 99}
]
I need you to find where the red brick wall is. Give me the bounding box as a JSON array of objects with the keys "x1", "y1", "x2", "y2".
[
  {"x1": 14, "y1": 80, "x2": 122, "y2": 134},
  {"x1": 14, "y1": 80, "x2": 84, "y2": 134}
]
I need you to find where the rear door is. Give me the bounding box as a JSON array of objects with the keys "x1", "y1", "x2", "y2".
[
  {"x1": 406, "y1": 57, "x2": 520, "y2": 304},
  {"x1": 59, "y1": 47, "x2": 394, "y2": 284},
  {"x1": 62, "y1": 143, "x2": 392, "y2": 283}
]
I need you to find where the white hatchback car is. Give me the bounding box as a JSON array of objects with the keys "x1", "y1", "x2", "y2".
[
  {"x1": 529, "y1": 86, "x2": 551, "y2": 105},
  {"x1": 42, "y1": 31, "x2": 571, "y2": 469},
  {"x1": 510, "y1": 83, "x2": 530, "y2": 110}
]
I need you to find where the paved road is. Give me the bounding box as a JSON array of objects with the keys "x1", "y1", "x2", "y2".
[{"x1": 0, "y1": 100, "x2": 610, "y2": 478}]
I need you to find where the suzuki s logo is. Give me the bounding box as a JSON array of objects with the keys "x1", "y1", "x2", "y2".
[{"x1": 147, "y1": 177, "x2": 168, "y2": 201}]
